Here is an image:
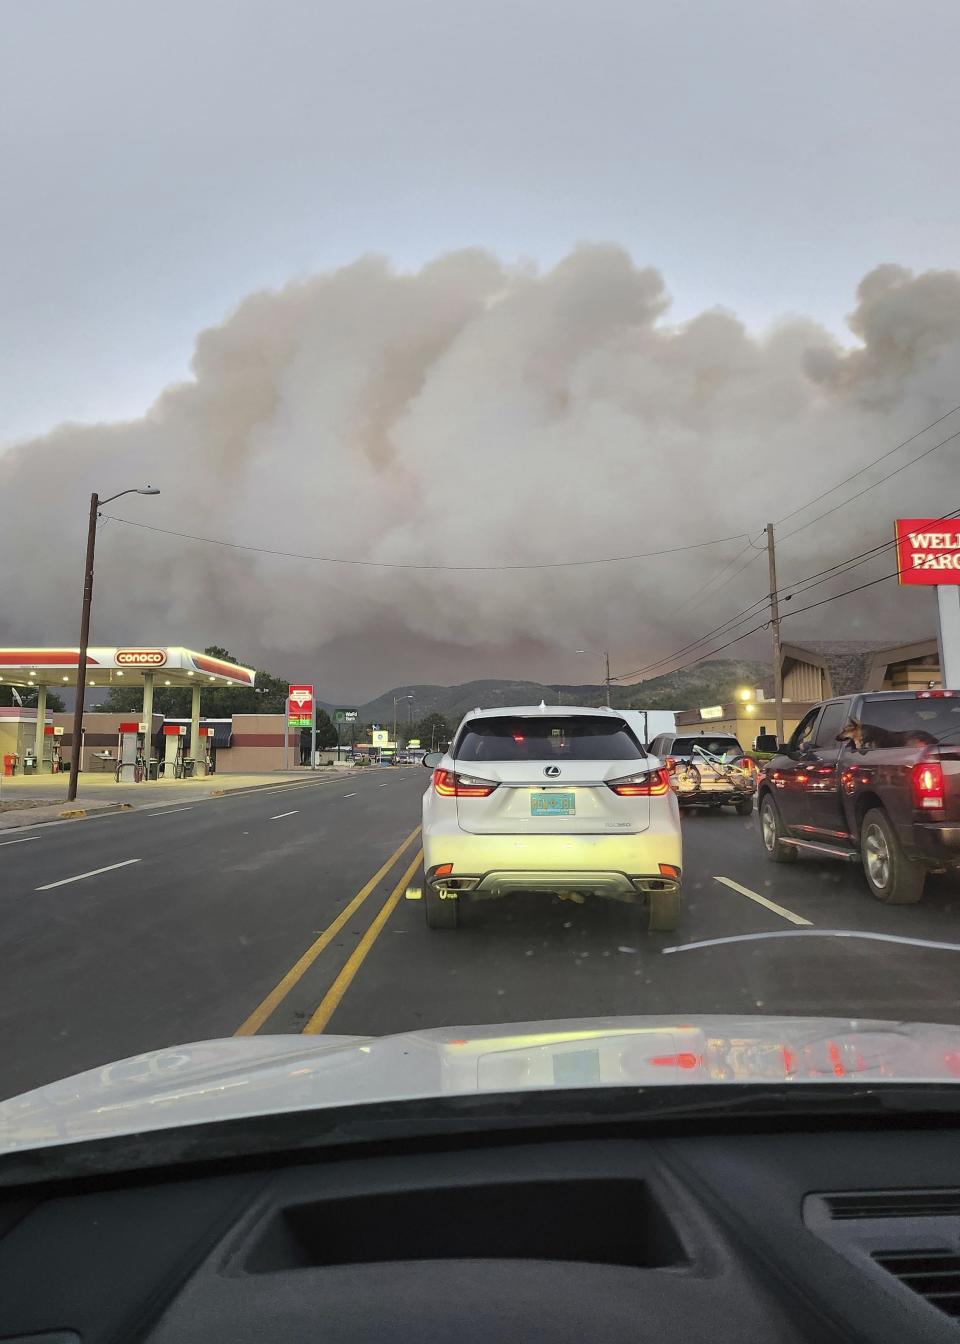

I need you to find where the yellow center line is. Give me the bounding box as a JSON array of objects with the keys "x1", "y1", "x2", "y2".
[
  {"x1": 234, "y1": 825, "x2": 421, "y2": 1036},
  {"x1": 302, "y1": 849, "x2": 423, "y2": 1035},
  {"x1": 713, "y1": 875, "x2": 812, "y2": 927}
]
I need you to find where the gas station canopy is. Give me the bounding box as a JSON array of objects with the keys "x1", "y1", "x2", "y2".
[{"x1": 0, "y1": 647, "x2": 256, "y2": 690}]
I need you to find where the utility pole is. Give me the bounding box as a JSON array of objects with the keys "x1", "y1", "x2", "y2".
[
  {"x1": 67, "y1": 485, "x2": 159, "y2": 802},
  {"x1": 67, "y1": 493, "x2": 99, "y2": 802},
  {"x1": 604, "y1": 651, "x2": 611, "y2": 708},
  {"x1": 766, "y1": 522, "x2": 785, "y2": 745}
]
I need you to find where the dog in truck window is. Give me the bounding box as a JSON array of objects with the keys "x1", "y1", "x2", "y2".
[{"x1": 838, "y1": 718, "x2": 937, "y2": 752}]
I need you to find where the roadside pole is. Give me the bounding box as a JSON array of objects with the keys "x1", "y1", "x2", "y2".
[
  {"x1": 310, "y1": 695, "x2": 317, "y2": 770},
  {"x1": 34, "y1": 684, "x2": 47, "y2": 772},
  {"x1": 766, "y1": 522, "x2": 785, "y2": 746},
  {"x1": 936, "y1": 585, "x2": 960, "y2": 686},
  {"x1": 284, "y1": 697, "x2": 290, "y2": 771}
]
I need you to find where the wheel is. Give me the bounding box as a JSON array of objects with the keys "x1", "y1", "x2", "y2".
[
  {"x1": 759, "y1": 795, "x2": 798, "y2": 863},
  {"x1": 860, "y1": 807, "x2": 925, "y2": 904},
  {"x1": 647, "y1": 887, "x2": 680, "y2": 932},
  {"x1": 424, "y1": 881, "x2": 460, "y2": 929},
  {"x1": 735, "y1": 798, "x2": 754, "y2": 817}
]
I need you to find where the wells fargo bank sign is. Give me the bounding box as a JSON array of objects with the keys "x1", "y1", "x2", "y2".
[{"x1": 895, "y1": 520, "x2": 960, "y2": 586}]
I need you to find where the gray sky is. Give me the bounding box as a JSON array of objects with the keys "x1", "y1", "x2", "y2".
[{"x1": 4, "y1": 0, "x2": 959, "y2": 446}]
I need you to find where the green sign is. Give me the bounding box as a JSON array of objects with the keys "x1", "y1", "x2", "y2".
[
  {"x1": 288, "y1": 715, "x2": 310, "y2": 727},
  {"x1": 334, "y1": 708, "x2": 358, "y2": 723}
]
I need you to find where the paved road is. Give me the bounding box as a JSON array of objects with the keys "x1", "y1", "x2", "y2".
[{"x1": 2, "y1": 769, "x2": 959, "y2": 1099}]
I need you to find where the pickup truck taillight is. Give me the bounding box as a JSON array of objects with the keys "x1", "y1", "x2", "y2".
[
  {"x1": 432, "y1": 768, "x2": 498, "y2": 798},
  {"x1": 608, "y1": 768, "x2": 671, "y2": 797},
  {"x1": 912, "y1": 761, "x2": 945, "y2": 809}
]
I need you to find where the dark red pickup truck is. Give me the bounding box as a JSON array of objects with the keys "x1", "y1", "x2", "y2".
[{"x1": 757, "y1": 689, "x2": 960, "y2": 903}]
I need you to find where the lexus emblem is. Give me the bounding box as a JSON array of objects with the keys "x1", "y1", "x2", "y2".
[{"x1": 544, "y1": 765, "x2": 561, "y2": 777}]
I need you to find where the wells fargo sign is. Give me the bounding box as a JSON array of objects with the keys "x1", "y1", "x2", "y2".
[{"x1": 895, "y1": 519, "x2": 960, "y2": 586}]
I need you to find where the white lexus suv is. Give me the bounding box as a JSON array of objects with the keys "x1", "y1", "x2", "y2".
[{"x1": 411, "y1": 705, "x2": 682, "y2": 932}]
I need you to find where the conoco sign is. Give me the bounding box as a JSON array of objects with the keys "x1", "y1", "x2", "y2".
[{"x1": 116, "y1": 649, "x2": 168, "y2": 666}]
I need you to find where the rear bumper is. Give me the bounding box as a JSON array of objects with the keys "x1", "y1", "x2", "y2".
[
  {"x1": 674, "y1": 788, "x2": 755, "y2": 805},
  {"x1": 911, "y1": 823, "x2": 960, "y2": 861},
  {"x1": 422, "y1": 819, "x2": 682, "y2": 894}
]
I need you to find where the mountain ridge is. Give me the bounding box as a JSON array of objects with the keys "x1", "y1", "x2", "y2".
[{"x1": 324, "y1": 658, "x2": 771, "y2": 724}]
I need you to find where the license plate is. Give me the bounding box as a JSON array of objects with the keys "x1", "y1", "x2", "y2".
[{"x1": 531, "y1": 792, "x2": 575, "y2": 816}]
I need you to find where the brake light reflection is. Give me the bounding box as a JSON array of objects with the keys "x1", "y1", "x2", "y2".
[{"x1": 648, "y1": 1053, "x2": 703, "y2": 1070}]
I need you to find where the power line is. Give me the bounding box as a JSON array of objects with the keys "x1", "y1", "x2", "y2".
[
  {"x1": 667, "y1": 407, "x2": 960, "y2": 625},
  {"x1": 611, "y1": 505, "x2": 960, "y2": 684},
  {"x1": 774, "y1": 403, "x2": 960, "y2": 529},
  {"x1": 625, "y1": 542, "x2": 950, "y2": 687},
  {"x1": 103, "y1": 515, "x2": 749, "y2": 572},
  {"x1": 779, "y1": 425, "x2": 960, "y2": 544}
]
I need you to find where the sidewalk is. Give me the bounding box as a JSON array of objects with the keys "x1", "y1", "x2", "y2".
[{"x1": 0, "y1": 769, "x2": 343, "y2": 830}]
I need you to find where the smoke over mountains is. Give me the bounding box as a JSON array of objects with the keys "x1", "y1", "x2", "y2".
[{"x1": 2, "y1": 247, "x2": 958, "y2": 697}]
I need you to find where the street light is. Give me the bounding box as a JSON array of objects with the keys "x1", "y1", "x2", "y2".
[
  {"x1": 393, "y1": 694, "x2": 413, "y2": 745},
  {"x1": 576, "y1": 649, "x2": 611, "y2": 707},
  {"x1": 67, "y1": 487, "x2": 160, "y2": 801}
]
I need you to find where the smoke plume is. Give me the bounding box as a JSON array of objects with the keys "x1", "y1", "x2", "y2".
[{"x1": 2, "y1": 247, "x2": 959, "y2": 695}]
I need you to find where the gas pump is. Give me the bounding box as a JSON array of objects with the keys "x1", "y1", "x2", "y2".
[
  {"x1": 162, "y1": 724, "x2": 189, "y2": 778},
  {"x1": 116, "y1": 721, "x2": 148, "y2": 783},
  {"x1": 199, "y1": 725, "x2": 216, "y2": 774},
  {"x1": 51, "y1": 727, "x2": 64, "y2": 774}
]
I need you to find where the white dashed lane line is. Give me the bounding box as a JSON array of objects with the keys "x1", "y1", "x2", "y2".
[
  {"x1": 712, "y1": 875, "x2": 812, "y2": 927},
  {"x1": 342, "y1": 793, "x2": 357, "y2": 798},
  {"x1": 270, "y1": 811, "x2": 299, "y2": 820},
  {"x1": 36, "y1": 858, "x2": 142, "y2": 891}
]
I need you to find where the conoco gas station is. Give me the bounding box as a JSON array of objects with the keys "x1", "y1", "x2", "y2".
[{"x1": 0, "y1": 647, "x2": 256, "y2": 782}]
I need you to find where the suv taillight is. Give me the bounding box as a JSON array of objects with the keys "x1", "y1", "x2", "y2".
[
  {"x1": 912, "y1": 761, "x2": 945, "y2": 810},
  {"x1": 432, "y1": 768, "x2": 498, "y2": 798},
  {"x1": 607, "y1": 768, "x2": 671, "y2": 797}
]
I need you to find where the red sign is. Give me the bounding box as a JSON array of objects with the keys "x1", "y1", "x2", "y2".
[
  {"x1": 116, "y1": 649, "x2": 167, "y2": 666},
  {"x1": 896, "y1": 519, "x2": 960, "y2": 585},
  {"x1": 163, "y1": 724, "x2": 188, "y2": 736},
  {"x1": 289, "y1": 685, "x2": 314, "y2": 713},
  {"x1": 119, "y1": 721, "x2": 140, "y2": 733}
]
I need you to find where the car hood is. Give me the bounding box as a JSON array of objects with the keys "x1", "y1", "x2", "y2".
[{"x1": 2, "y1": 1014, "x2": 960, "y2": 1155}]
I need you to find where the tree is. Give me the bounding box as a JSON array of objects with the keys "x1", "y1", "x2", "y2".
[
  {"x1": 0, "y1": 687, "x2": 65, "y2": 712},
  {"x1": 414, "y1": 711, "x2": 453, "y2": 750},
  {"x1": 96, "y1": 647, "x2": 289, "y2": 716},
  {"x1": 315, "y1": 708, "x2": 338, "y2": 749}
]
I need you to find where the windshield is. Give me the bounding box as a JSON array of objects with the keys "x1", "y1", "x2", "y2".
[
  {"x1": 857, "y1": 696, "x2": 960, "y2": 747},
  {"x1": 670, "y1": 737, "x2": 742, "y2": 757},
  {"x1": 2, "y1": 2, "x2": 960, "y2": 1156},
  {"x1": 453, "y1": 716, "x2": 643, "y2": 761}
]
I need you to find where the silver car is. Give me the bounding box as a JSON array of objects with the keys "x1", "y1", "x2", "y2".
[{"x1": 410, "y1": 705, "x2": 682, "y2": 932}]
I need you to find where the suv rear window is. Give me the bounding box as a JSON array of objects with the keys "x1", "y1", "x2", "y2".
[
  {"x1": 453, "y1": 716, "x2": 643, "y2": 762},
  {"x1": 855, "y1": 695, "x2": 960, "y2": 748},
  {"x1": 670, "y1": 736, "x2": 742, "y2": 757}
]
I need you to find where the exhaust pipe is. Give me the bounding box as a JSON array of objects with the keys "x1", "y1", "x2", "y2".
[{"x1": 432, "y1": 876, "x2": 480, "y2": 892}]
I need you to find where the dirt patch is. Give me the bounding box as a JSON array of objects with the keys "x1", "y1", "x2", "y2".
[{"x1": 0, "y1": 798, "x2": 64, "y2": 813}]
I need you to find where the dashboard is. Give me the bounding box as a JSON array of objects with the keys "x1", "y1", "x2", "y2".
[{"x1": 2, "y1": 1118, "x2": 960, "y2": 1342}]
